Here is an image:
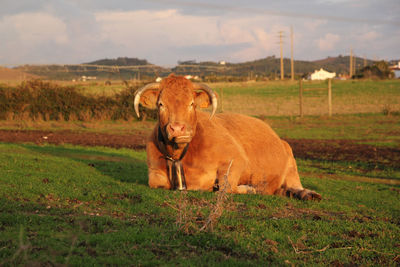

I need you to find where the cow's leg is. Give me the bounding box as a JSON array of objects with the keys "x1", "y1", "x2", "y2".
[
  {"x1": 147, "y1": 140, "x2": 172, "y2": 189},
  {"x1": 275, "y1": 141, "x2": 322, "y2": 200},
  {"x1": 148, "y1": 168, "x2": 171, "y2": 189},
  {"x1": 216, "y1": 158, "x2": 249, "y2": 194},
  {"x1": 280, "y1": 141, "x2": 303, "y2": 189}
]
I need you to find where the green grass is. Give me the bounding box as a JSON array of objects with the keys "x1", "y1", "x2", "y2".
[
  {"x1": 1, "y1": 143, "x2": 399, "y2": 266},
  {"x1": 297, "y1": 158, "x2": 400, "y2": 182},
  {"x1": 215, "y1": 79, "x2": 400, "y2": 98},
  {"x1": 266, "y1": 113, "x2": 400, "y2": 144}
]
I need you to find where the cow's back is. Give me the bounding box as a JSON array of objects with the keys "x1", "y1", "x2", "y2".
[{"x1": 213, "y1": 113, "x2": 289, "y2": 189}]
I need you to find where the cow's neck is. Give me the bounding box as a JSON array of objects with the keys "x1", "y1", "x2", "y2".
[
  {"x1": 165, "y1": 143, "x2": 187, "y2": 160},
  {"x1": 157, "y1": 126, "x2": 189, "y2": 190}
]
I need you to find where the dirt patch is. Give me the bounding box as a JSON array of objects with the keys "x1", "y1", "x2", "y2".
[
  {"x1": 300, "y1": 172, "x2": 400, "y2": 185},
  {"x1": 285, "y1": 138, "x2": 400, "y2": 168},
  {"x1": 0, "y1": 129, "x2": 399, "y2": 168},
  {"x1": 0, "y1": 129, "x2": 146, "y2": 150}
]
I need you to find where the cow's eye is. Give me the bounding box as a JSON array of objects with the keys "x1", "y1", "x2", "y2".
[
  {"x1": 190, "y1": 101, "x2": 194, "y2": 108},
  {"x1": 158, "y1": 102, "x2": 164, "y2": 108}
]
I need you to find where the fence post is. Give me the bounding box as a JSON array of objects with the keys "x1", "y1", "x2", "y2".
[
  {"x1": 328, "y1": 78, "x2": 332, "y2": 117},
  {"x1": 219, "y1": 87, "x2": 224, "y2": 113},
  {"x1": 299, "y1": 79, "x2": 303, "y2": 117}
]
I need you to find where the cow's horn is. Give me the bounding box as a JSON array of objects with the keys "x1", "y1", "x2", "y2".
[
  {"x1": 134, "y1": 83, "x2": 160, "y2": 118},
  {"x1": 193, "y1": 83, "x2": 218, "y2": 119}
]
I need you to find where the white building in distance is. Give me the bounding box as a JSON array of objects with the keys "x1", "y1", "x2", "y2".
[{"x1": 310, "y1": 68, "x2": 336, "y2": 80}]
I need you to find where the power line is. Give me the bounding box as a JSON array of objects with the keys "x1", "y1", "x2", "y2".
[
  {"x1": 290, "y1": 26, "x2": 294, "y2": 81},
  {"x1": 278, "y1": 31, "x2": 285, "y2": 80},
  {"x1": 350, "y1": 48, "x2": 353, "y2": 77}
]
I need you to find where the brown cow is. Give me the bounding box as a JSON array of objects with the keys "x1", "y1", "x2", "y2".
[{"x1": 134, "y1": 74, "x2": 321, "y2": 200}]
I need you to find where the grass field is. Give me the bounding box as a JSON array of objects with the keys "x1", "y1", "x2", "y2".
[
  {"x1": 267, "y1": 113, "x2": 400, "y2": 143},
  {"x1": 1, "y1": 79, "x2": 399, "y2": 120},
  {"x1": 0, "y1": 79, "x2": 399, "y2": 265},
  {"x1": 214, "y1": 79, "x2": 400, "y2": 116},
  {"x1": 0, "y1": 141, "x2": 399, "y2": 265}
]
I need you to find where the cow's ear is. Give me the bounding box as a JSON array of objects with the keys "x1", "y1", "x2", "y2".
[
  {"x1": 140, "y1": 89, "x2": 160, "y2": 109},
  {"x1": 194, "y1": 91, "x2": 212, "y2": 108}
]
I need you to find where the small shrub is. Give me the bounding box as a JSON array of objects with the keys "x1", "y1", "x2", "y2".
[{"x1": 0, "y1": 80, "x2": 157, "y2": 122}]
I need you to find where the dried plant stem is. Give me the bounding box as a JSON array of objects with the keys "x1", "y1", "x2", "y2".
[
  {"x1": 8, "y1": 226, "x2": 31, "y2": 264},
  {"x1": 199, "y1": 160, "x2": 233, "y2": 232},
  {"x1": 288, "y1": 235, "x2": 398, "y2": 259},
  {"x1": 167, "y1": 159, "x2": 234, "y2": 235}
]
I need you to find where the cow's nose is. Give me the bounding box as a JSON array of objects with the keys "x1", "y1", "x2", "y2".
[{"x1": 167, "y1": 123, "x2": 186, "y2": 136}]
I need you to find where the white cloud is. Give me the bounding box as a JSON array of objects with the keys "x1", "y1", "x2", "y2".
[
  {"x1": 217, "y1": 19, "x2": 256, "y2": 45},
  {"x1": 94, "y1": 9, "x2": 285, "y2": 63},
  {"x1": 304, "y1": 20, "x2": 327, "y2": 32},
  {"x1": 0, "y1": 12, "x2": 68, "y2": 45},
  {"x1": 95, "y1": 9, "x2": 219, "y2": 48},
  {"x1": 359, "y1": 31, "x2": 379, "y2": 41},
  {"x1": 316, "y1": 0, "x2": 355, "y2": 4},
  {"x1": 0, "y1": 2, "x2": 398, "y2": 65},
  {"x1": 315, "y1": 33, "x2": 340, "y2": 51}
]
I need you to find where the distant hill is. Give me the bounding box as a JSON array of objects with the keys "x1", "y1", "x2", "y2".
[
  {"x1": 172, "y1": 56, "x2": 309, "y2": 78},
  {"x1": 227, "y1": 56, "x2": 316, "y2": 77},
  {"x1": 12, "y1": 55, "x2": 380, "y2": 81},
  {"x1": 312, "y1": 56, "x2": 374, "y2": 74},
  {"x1": 172, "y1": 55, "x2": 375, "y2": 78},
  {"x1": 13, "y1": 57, "x2": 170, "y2": 81},
  {"x1": 84, "y1": 57, "x2": 149, "y2": 66}
]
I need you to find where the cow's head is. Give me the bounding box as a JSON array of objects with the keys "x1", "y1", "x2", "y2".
[{"x1": 134, "y1": 74, "x2": 217, "y2": 145}]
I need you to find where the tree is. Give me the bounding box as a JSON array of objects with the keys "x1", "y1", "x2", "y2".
[{"x1": 356, "y1": 60, "x2": 394, "y2": 79}]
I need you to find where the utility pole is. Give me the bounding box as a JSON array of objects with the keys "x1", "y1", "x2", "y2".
[
  {"x1": 363, "y1": 55, "x2": 367, "y2": 68},
  {"x1": 278, "y1": 31, "x2": 284, "y2": 80},
  {"x1": 349, "y1": 48, "x2": 353, "y2": 77},
  {"x1": 353, "y1": 53, "x2": 356, "y2": 75},
  {"x1": 290, "y1": 26, "x2": 294, "y2": 81}
]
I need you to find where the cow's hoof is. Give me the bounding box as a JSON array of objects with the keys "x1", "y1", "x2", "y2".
[
  {"x1": 298, "y1": 189, "x2": 322, "y2": 201},
  {"x1": 279, "y1": 188, "x2": 322, "y2": 201},
  {"x1": 236, "y1": 185, "x2": 257, "y2": 194}
]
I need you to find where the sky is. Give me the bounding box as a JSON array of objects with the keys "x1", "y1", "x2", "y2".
[{"x1": 0, "y1": 0, "x2": 399, "y2": 67}]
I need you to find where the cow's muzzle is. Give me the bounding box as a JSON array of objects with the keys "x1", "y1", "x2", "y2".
[{"x1": 166, "y1": 123, "x2": 192, "y2": 144}]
